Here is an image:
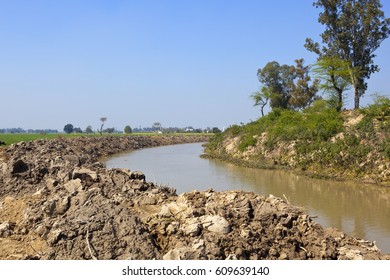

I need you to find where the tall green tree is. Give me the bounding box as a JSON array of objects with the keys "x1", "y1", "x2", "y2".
[
  {"x1": 312, "y1": 56, "x2": 354, "y2": 111},
  {"x1": 257, "y1": 59, "x2": 319, "y2": 111},
  {"x1": 257, "y1": 61, "x2": 293, "y2": 109},
  {"x1": 305, "y1": 0, "x2": 390, "y2": 109}
]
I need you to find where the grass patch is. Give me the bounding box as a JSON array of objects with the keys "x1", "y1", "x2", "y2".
[
  {"x1": 0, "y1": 133, "x2": 78, "y2": 145},
  {"x1": 0, "y1": 132, "x2": 212, "y2": 146}
]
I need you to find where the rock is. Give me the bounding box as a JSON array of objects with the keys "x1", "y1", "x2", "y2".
[
  {"x1": 226, "y1": 254, "x2": 238, "y2": 260},
  {"x1": 42, "y1": 199, "x2": 57, "y2": 217},
  {"x1": 130, "y1": 171, "x2": 146, "y2": 182},
  {"x1": 158, "y1": 201, "x2": 190, "y2": 218},
  {"x1": 47, "y1": 229, "x2": 63, "y2": 245},
  {"x1": 3, "y1": 196, "x2": 16, "y2": 204},
  {"x1": 33, "y1": 187, "x2": 49, "y2": 197},
  {"x1": 0, "y1": 221, "x2": 15, "y2": 237},
  {"x1": 279, "y1": 252, "x2": 288, "y2": 260},
  {"x1": 338, "y1": 248, "x2": 364, "y2": 260},
  {"x1": 35, "y1": 224, "x2": 50, "y2": 237},
  {"x1": 10, "y1": 159, "x2": 29, "y2": 174},
  {"x1": 56, "y1": 196, "x2": 70, "y2": 215},
  {"x1": 62, "y1": 155, "x2": 80, "y2": 167},
  {"x1": 201, "y1": 215, "x2": 230, "y2": 234},
  {"x1": 182, "y1": 219, "x2": 201, "y2": 237},
  {"x1": 64, "y1": 179, "x2": 83, "y2": 194},
  {"x1": 163, "y1": 241, "x2": 204, "y2": 260},
  {"x1": 163, "y1": 247, "x2": 191, "y2": 260},
  {"x1": 240, "y1": 229, "x2": 252, "y2": 238},
  {"x1": 166, "y1": 222, "x2": 179, "y2": 235},
  {"x1": 72, "y1": 167, "x2": 98, "y2": 181},
  {"x1": 1, "y1": 163, "x2": 7, "y2": 174}
]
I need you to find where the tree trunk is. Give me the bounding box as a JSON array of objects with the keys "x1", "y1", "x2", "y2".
[
  {"x1": 260, "y1": 104, "x2": 265, "y2": 117},
  {"x1": 348, "y1": 66, "x2": 360, "y2": 110},
  {"x1": 336, "y1": 88, "x2": 343, "y2": 112},
  {"x1": 354, "y1": 89, "x2": 360, "y2": 109}
]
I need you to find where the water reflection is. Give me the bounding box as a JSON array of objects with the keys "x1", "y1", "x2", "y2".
[{"x1": 105, "y1": 142, "x2": 390, "y2": 253}]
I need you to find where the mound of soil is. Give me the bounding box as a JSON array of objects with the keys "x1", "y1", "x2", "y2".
[{"x1": 0, "y1": 136, "x2": 388, "y2": 260}]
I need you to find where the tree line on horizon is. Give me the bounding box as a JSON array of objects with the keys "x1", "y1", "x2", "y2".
[
  {"x1": 252, "y1": 0, "x2": 389, "y2": 116},
  {"x1": 62, "y1": 120, "x2": 222, "y2": 134}
]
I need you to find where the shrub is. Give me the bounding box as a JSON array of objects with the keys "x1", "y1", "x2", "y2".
[{"x1": 238, "y1": 134, "x2": 257, "y2": 152}]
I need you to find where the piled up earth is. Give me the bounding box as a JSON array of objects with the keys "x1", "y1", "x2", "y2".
[{"x1": 0, "y1": 136, "x2": 388, "y2": 260}]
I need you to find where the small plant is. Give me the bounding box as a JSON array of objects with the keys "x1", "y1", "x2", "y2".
[{"x1": 238, "y1": 134, "x2": 257, "y2": 152}]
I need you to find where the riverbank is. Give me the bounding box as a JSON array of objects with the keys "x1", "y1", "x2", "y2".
[
  {"x1": 0, "y1": 136, "x2": 388, "y2": 259},
  {"x1": 203, "y1": 101, "x2": 389, "y2": 186}
]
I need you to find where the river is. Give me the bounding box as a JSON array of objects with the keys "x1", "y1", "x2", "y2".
[{"x1": 105, "y1": 142, "x2": 390, "y2": 254}]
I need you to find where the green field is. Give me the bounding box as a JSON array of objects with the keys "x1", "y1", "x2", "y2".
[
  {"x1": 0, "y1": 133, "x2": 80, "y2": 146},
  {"x1": 0, "y1": 132, "x2": 211, "y2": 146}
]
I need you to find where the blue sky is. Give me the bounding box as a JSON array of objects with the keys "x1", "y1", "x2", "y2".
[{"x1": 1, "y1": 0, "x2": 389, "y2": 131}]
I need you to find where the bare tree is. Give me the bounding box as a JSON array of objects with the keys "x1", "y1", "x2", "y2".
[{"x1": 99, "y1": 117, "x2": 107, "y2": 135}]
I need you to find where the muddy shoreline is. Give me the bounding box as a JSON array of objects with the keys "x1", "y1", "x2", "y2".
[{"x1": 0, "y1": 136, "x2": 388, "y2": 259}]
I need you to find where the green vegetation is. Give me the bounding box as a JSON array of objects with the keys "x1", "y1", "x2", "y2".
[
  {"x1": 312, "y1": 56, "x2": 354, "y2": 112},
  {"x1": 0, "y1": 133, "x2": 79, "y2": 146},
  {"x1": 206, "y1": 96, "x2": 389, "y2": 183},
  {"x1": 230, "y1": 0, "x2": 389, "y2": 184},
  {"x1": 305, "y1": 0, "x2": 390, "y2": 109},
  {"x1": 217, "y1": 100, "x2": 344, "y2": 152},
  {"x1": 124, "y1": 125, "x2": 132, "y2": 134},
  {"x1": 63, "y1": 124, "x2": 74, "y2": 134},
  {"x1": 0, "y1": 132, "x2": 212, "y2": 146},
  {"x1": 256, "y1": 59, "x2": 320, "y2": 111},
  {"x1": 294, "y1": 96, "x2": 389, "y2": 175}
]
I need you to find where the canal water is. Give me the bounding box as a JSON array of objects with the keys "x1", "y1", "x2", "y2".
[{"x1": 105, "y1": 142, "x2": 390, "y2": 253}]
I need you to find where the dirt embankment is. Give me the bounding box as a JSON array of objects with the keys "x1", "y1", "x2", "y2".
[
  {"x1": 204, "y1": 110, "x2": 389, "y2": 186},
  {"x1": 0, "y1": 136, "x2": 388, "y2": 260}
]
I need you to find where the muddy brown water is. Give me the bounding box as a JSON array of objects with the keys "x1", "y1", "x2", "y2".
[{"x1": 105, "y1": 142, "x2": 390, "y2": 254}]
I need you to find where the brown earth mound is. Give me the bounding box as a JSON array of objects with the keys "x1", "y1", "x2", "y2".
[{"x1": 0, "y1": 136, "x2": 388, "y2": 260}]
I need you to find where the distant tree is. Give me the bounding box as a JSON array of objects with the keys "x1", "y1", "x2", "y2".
[
  {"x1": 212, "y1": 127, "x2": 221, "y2": 134},
  {"x1": 152, "y1": 122, "x2": 162, "y2": 132},
  {"x1": 257, "y1": 61, "x2": 292, "y2": 109},
  {"x1": 251, "y1": 87, "x2": 272, "y2": 117},
  {"x1": 104, "y1": 127, "x2": 115, "y2": 134},
  {"x1": 73, "y1": 127, "x2": 83, "y2": 133},
  {"x1": 85, "y1": 125, "x2": 93, "y2": 134},
  {"x1": 288, "y1": 59, "x2": 320, "y2": 110},
  {"x1": 305, "y1": 0, "x2": 390, "y2": 109},
  {"x1": 63, "y1": 124, "x2": 74, "y2": 134},
  {"x1": 99, "y1": 117, "x2": 107, "y2": 135},
  {"x1": 124, "y1": 125, "x2": 132, "y2": 134},
  {"x1": 257, "y1": 59, "x2": 319, "y2": 111}
]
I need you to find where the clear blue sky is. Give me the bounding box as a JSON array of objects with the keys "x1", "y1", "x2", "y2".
[{"x1": 1, "y1": 0, "x2": 389, "y2": 131}]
